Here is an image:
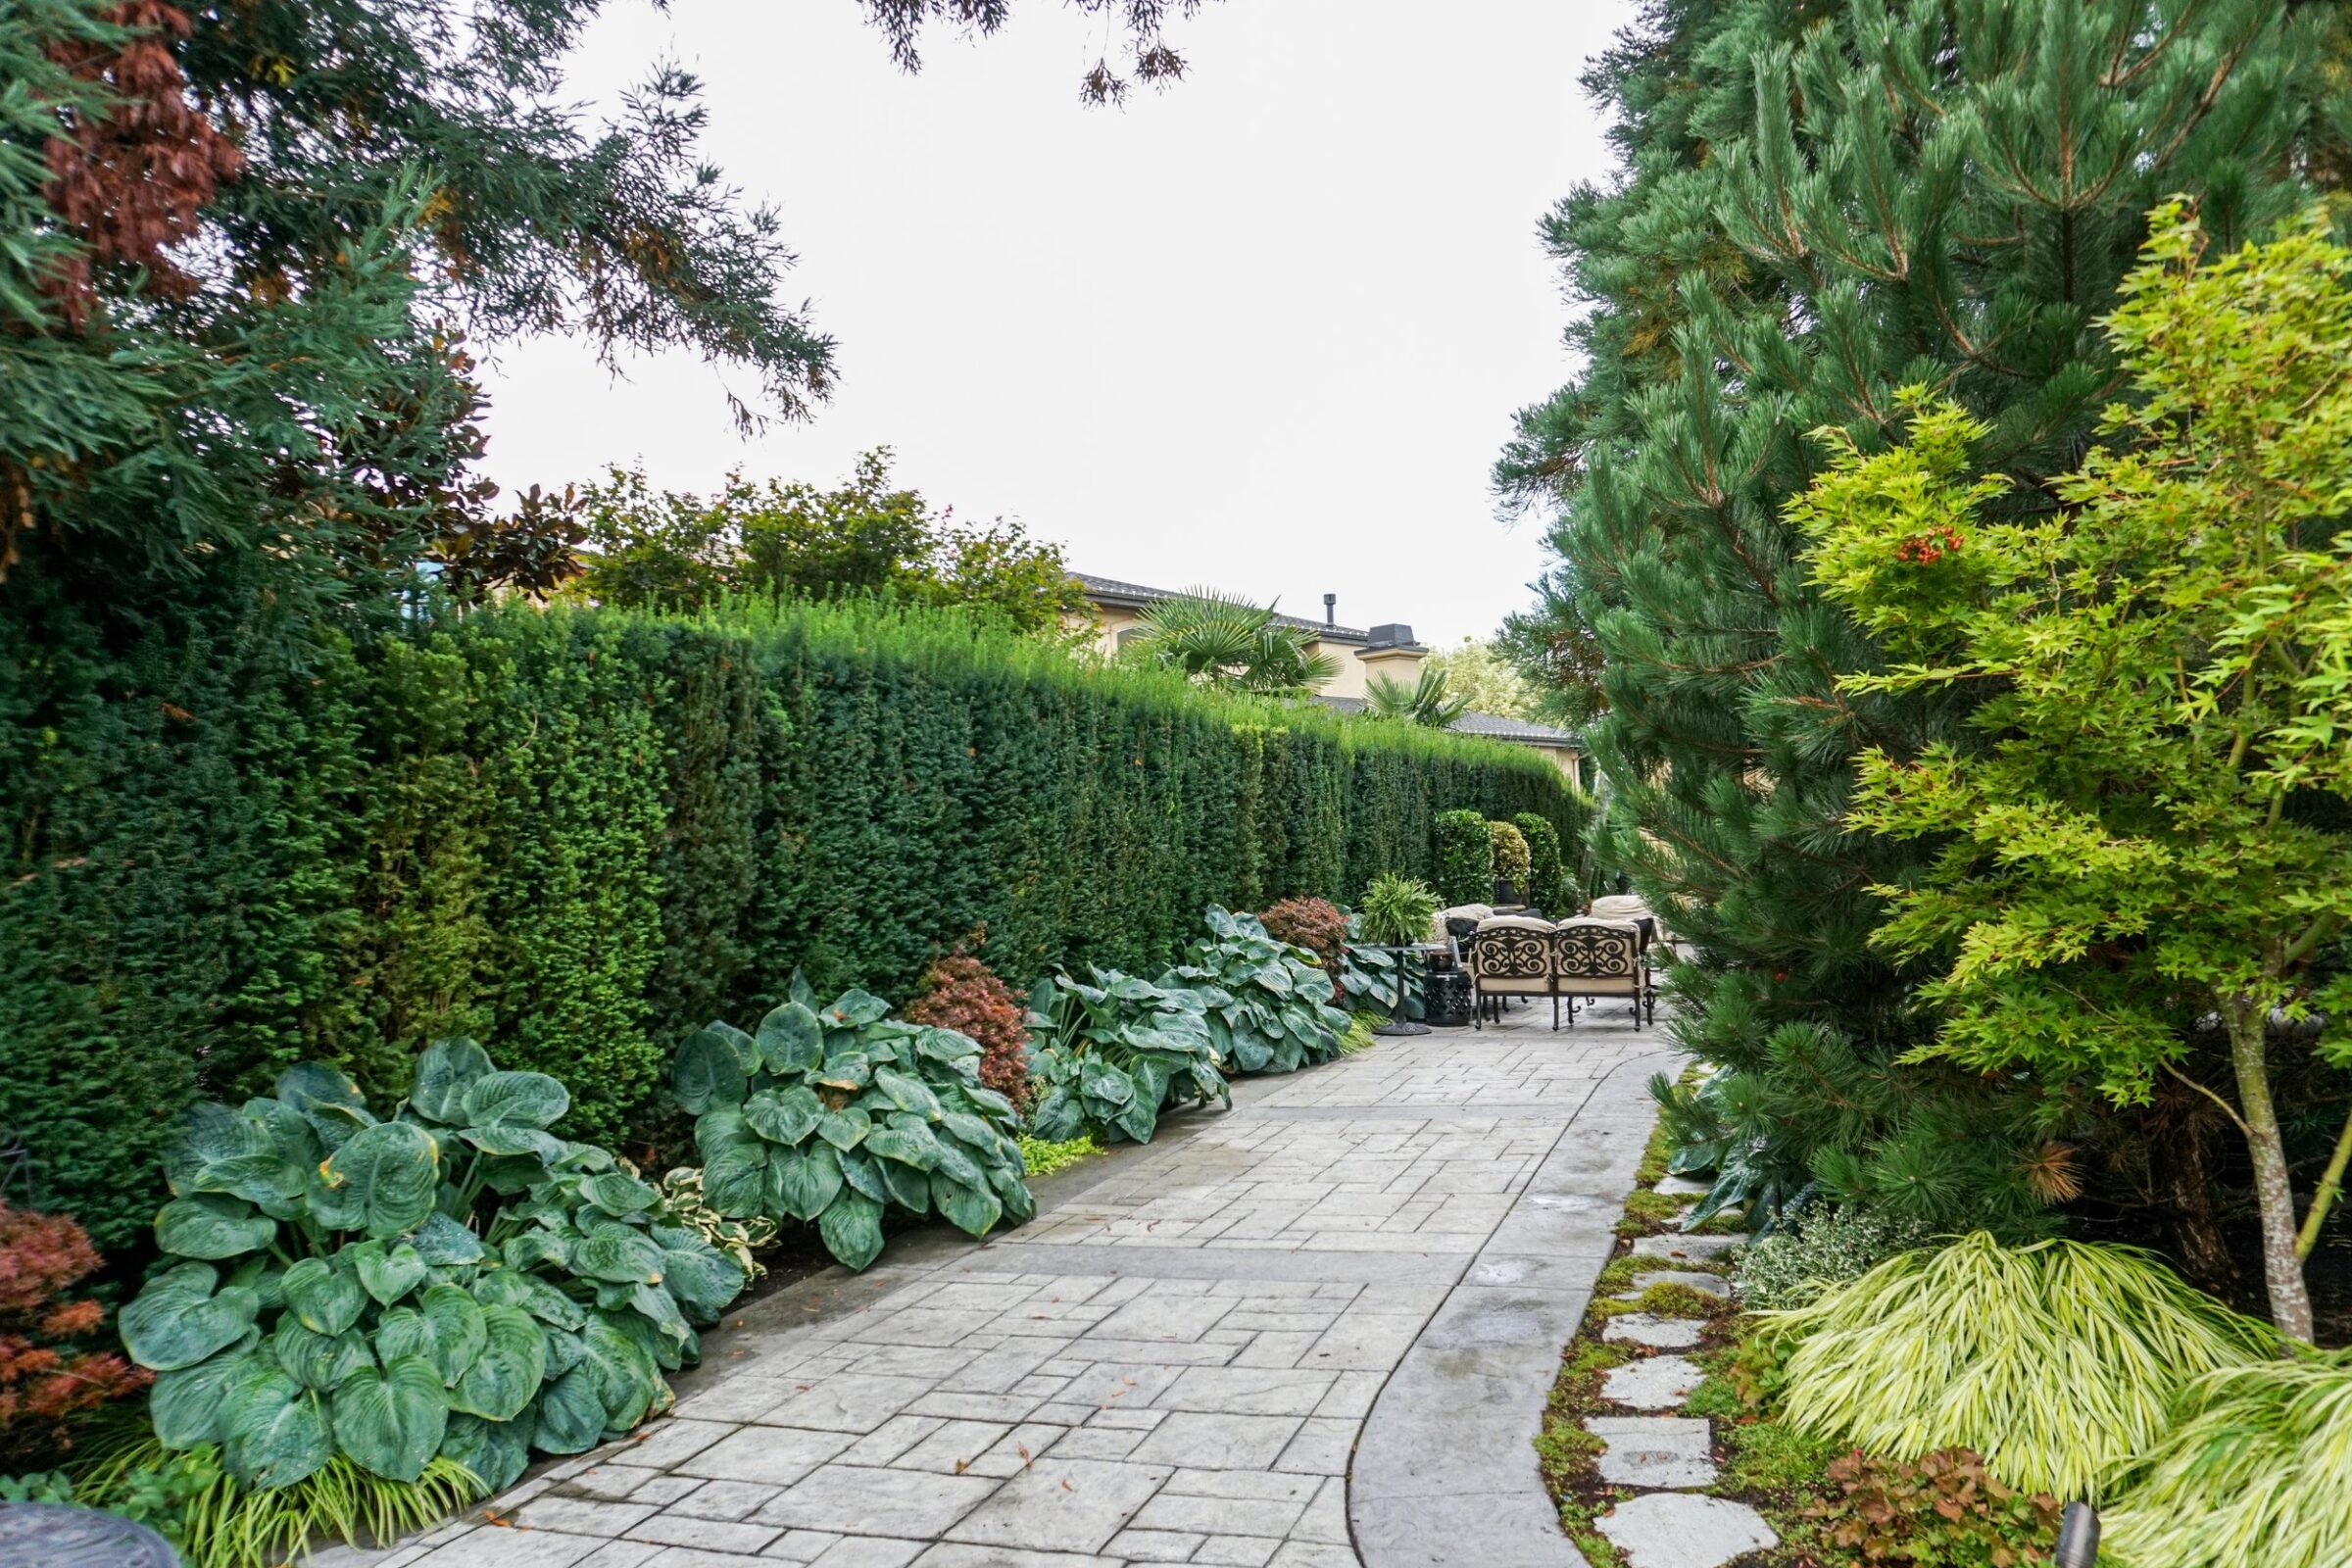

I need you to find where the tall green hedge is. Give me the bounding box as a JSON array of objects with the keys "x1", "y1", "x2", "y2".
[{"x1": 1, "y1": 597, "x2": 1582, "y2": 1249}]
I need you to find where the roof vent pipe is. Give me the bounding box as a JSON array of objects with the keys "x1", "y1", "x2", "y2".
[{"x1": 1322, "y1": 593, "x2": 1337, "y2": 627}]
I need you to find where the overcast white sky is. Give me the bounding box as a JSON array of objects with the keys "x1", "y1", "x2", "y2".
[{"x1": 475, "y1": 1, "x2": 1634, "y2": 647}]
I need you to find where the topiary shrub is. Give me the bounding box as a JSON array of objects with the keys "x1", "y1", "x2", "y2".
[
  {"x1": 1488, "y1": 819, "x2": 1531, "y2": 892},
  {"x1": 672, "y1": 975, "x2": 1033, "y2": 1272},
  {"x1": 904, "y1": 953, "x2": 1033, "y2": 1110},
  {"x1": 1761, "y1": 1233, "x2": 2278, "y2": 1499},
  {"x1": 1259, "y1": 896, "x2": 1348, "y2": 997},
  {"x1": 120, "y1": 1046, "x2": 750, "y2": 1498},
  {"x1": 1434, "y1": 809, "x2": 1493, "y2": 906},
  {"x1": 0, "y1": 1202, "x2": 148, "y2": 1466},
  {"x1": 1513, "y1": 813, "x2": 1568, "y2": 911}
]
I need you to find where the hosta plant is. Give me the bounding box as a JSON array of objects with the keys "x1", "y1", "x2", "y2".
[
  {"x1": 1339, "y1": 915, "x2": 1423, "y2": 1021},
  {"x1": 1023, "y1": 968, "x2": 1229, "y2": 1145},
  {"x1": 1257, "y1": 897, "x2": 1349, "y2": 996},
  {"x1": 122, "y1": 1044, "x2": 749, "y2": 1498},
  {"x1": 672, "y1": 974, "x2": 1034, "y2": 1272},
  {"x1": 1165, "y1": 907, "x2": 1349, "y2": 1074}
]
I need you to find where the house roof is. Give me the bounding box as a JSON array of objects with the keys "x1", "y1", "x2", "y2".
[
  {"x1": 1073, "y1": 572, "x2": 1371, "y2": 643},
  {"x1": 1317, "y1": 695, "x2": 1583, "y2": 749}
]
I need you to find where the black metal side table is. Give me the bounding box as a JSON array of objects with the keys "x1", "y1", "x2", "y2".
[{"x1": 1423, "y1": 968, "x2": 1474, "y2": 1028}]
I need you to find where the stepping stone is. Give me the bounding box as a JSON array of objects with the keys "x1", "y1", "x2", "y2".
[
  {"x1": 1586, "y1": 1416, "x2": 1715, "y2": 1488},
  {"x1": 1652, "y1": 1175, "x2": 1712, "y2": 1197},
  {"x1": 1631, "y1": 1233, "x2": 1742, "y2": 1263},
  {"x1": 1601, "y1": 1313, "x2": 1704, "y2": 1349},
  {"x1": 1633, "y1": 1271, "x2": 1729, "y2": 1298},
  {"x1": 1597, "y1": 1493, "x2": 1777, "y2": 1568},
  {"x1": 1597, "y1": 1353, "x2": 1703, "y2": 1411}
]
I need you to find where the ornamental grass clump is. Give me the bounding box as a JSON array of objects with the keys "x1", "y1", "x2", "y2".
[
  {"x1": 2101, "y1": 1348, "x2": 2352, "y2": 1568},
  {"x1": 1761, "y1": 1232, "x2": 2276, "y2": 1499}
]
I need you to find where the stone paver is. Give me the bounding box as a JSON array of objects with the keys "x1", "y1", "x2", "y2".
[
  {"x1": 1594, "y1": 1493, "x2": 1777, "y2": 1568},
  {"x1": 1599, "y1": 1313, "x2": 1704, "y2": 1349},
  {"x1": 1597, "y1": 1354, "x2": 1705, "y2": 1411},
  {"x1": 1585, "y1": 1417, "x2": 1715, "y2": 1489},
  {"x1": 1628, "y1": 1233, "x2": 1742, "y2": 1264},
  {"x1": 323, "y1": 1008, "x2": 1676, "y2": 1568}
]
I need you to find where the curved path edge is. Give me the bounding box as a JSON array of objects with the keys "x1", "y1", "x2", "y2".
[{"x1": 1348, "y1": 1050, "x2": 1678, "y2": 1568}]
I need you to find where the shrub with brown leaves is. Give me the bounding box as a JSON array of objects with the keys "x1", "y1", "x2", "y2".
[
  {"x1": 1258, "y1": 897, "x2": 1348, "y2": 998},
  {"x1": 905, "y1": 954, "x2": 1032, "y2": 1110},
  {"x1": 1805, "y1": 1446, "x2": 2060, "y2": 1567},
  {"x1": 0, "y1": 1201, "x2": 148, "y2": 1466}
]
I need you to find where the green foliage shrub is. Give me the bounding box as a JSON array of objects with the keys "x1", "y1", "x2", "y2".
[
  {"x1": 1488, "y1": 819, "x2": 1531, "y2": 888},
  {"x1": 1512, "y1": 813, "x2": 1568, "y2": 912},
  {"x1": 121, "y1": 1047, "x2": 747, "y2": 1497},
  {"x1": 1024, "y1": 969, "x2": 1229, "y2": 1146},
  {"x1": 1732, "y1": 1203, "x2": 1938, "y2": 1310},
  {"x1": 1167, "y1": 908, "x2": 1350, "y2": 1074},
  {"x1": 2103, "y1": 1348, "x2": 2352, "y2": 1568},
  {"x1": 673, "y1": 976, "x2": 1032, "y2": 1271},
  {"x1": 1355, "y1": 873, "x2": 1439, "y2": 948},
  {"x1": 1763, "y1": 1233, "x2": 2277, "y2": 1499},
  {"x1": 1433, "y1": 809, "x2": 1493, "y2": 906},
  {"x1": 4, "y1": 597, "x2": 1578, "y2": 1252}
]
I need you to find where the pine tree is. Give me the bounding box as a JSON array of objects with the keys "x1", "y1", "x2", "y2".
[{"x1": 1497, "y1": 0, "x2": 2340, "y2": 1226}]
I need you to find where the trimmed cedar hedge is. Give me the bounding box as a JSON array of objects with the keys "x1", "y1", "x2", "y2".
[{"x1": 1, "y1": 596, "x2": 1584, "y2": 1249}]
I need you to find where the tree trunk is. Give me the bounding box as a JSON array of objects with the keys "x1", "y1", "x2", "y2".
[
  {"x1": 2149, "y1": 1087, "x2": 2235, "y2": 1292},
  {"x1": 2225, "y1": 997, "x2": 2315, "y2": 1342}
]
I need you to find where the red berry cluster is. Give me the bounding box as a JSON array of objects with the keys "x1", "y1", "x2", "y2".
[{"x1": 1894, "y1": 524, "x2": 1965, "y2": 564}]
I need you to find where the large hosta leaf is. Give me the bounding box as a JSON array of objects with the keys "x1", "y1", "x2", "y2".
[
  {"x1": 673, "y1": 1026, "x2": 751, "y2": 1115},
  {"x1": 531, "y1": 1364, "x2": 605, "y2": 1454},
  {"x1": 220, "y1": 1362, "x2": 333, "y2": 1489},
  {"x1": 156, "y1": 1194, "x2": 276, "y2": 1260},
  {"x1": 756, "y1": 1002, "x2": 825, "y2": 1074},
  {"x1": 474, "y1": 1269, "x2": 586, "y2": 1331},
  {"x1": 272, "y1": 1321, "x2": 376, "y2": 1391},
  {"x1": 876, "y1": 1156, "x2": 930, "y2": 1214},
  {"x1": 151, "y1": 1349, "x2": 258, "y2": 1447},
  {"x1": 872, "y1": 1067, "x2": 944, "y2": 1120},
  {"x1": 503, "y1": 1228, "x2": 570, "y2": 1272},
  {"x1": 410, "y1": 1213, "x2": 485, "y2": 1266},
  {"x1": 277, "y1": 1062, "x2": 376, "y2": 1151},
  {"x1": 743, "y1": 1086, "x2": 824, "y2": 1148},
  {"x1": 578, "y1": 1171, "x2": 659, "y2": 1217},
  {"x1": 282, "y1": 1257, "x2": 368, "y2": 1337},
  {"x1": 813, "y1": 1050, "x2": 872, "y2": 1091},
  {"x1": 122, "y1": 1262, "x2": 262, "y2": 1371},
  {"x1": 166, "y1": 1102, "x2": 274, "y2": 1194},
  {"x1": 836, "y1": 1147, "x2": 887, "y2": 1203},
  {"x1": 461, "y1": 1070, "x2": 569, "y2": 1130},
  {"x1": 459, "y1": 1123, "x2": 568, "y2": 1160},
  {"x1": 580, "y1": 1316, "x2": 662, "y2": 1431},
  {"x1": 818, "y1": 1191, "x2": 887, "y2": 1270},
  {"x1": 649, "y1": 1228, "x2": 746, "y2": 1319},
  {"x1": 817, "y1": 1105, "x2": 871, "y2": 1151},
  {"x1": 574, "y1": 1226, "x2": 665, "y2": 1286},
  {"x1": 989, "y1": 1164, "x2": 1037, "y2": 1226},
  {"x1": 350, "y1": 1239, "x2": 429, "y2": 1306},
  {"x1": 930, "y1": 1173, "x2": 1004, "y2": 1240},
  {"x1": 822, "y1": 989, "x2": 891, "y2": 1029},
  {"x1": 765, "y1": 1143, "x2": 845, "y2": 1224},
  {"x1": 440, "y1": 1411, "x2": 532, "y2": 1495},
  {"x1": 376, "y1": 1284, "x2": 486, "y2": 1385},
  {"x1": 410, "y1": 1038, "x2": 494, "y2": 1123},
  {"x1": 864, "y1": 1119, "x2": 940, "y2": 1171},
  {"x1": 332, "y1": 1355, "x2": 450, "y2": 1483},
  {"x1": 929, "y1": 1139, "x2": 986, "y2": 1191},
  {"x1": 1026, "y1": 1089, "x2": 1086, "y2": 1144},
  {"x1": 915, "y1": 1027, "x2": 981, "y2": 1064},
  {"x1": 450, "y1": 1304, "x2": 547, "y2": 1422},
  {"x1": 311, "y1": 1120, "x2": 440, "y2": 1238},
  {"x1": 701, "y1": 1141, "x2": 767, "y2": 1216}
]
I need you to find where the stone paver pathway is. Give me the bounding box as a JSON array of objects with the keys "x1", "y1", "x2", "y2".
[{"x1": 336, "y1": 1006, "x2": 1675, "y2": 1568}]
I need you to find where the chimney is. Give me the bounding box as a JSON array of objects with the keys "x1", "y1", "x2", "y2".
[{"x1": 1322, "y1": 593, "x2": 1337, "y2": 627}]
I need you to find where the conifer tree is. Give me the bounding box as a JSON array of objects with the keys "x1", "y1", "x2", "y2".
[{"x1": 1498, "y1": 0, "x2": 2341, "y2": 1225}]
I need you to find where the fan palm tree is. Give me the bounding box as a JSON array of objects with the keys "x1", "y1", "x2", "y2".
[
  {"x1": 1127, "y1": 590, "x2": 1340, "y2": 697},
  {"x1": 1365, "y1": 665, "x2": 1469, "y2": 727}
]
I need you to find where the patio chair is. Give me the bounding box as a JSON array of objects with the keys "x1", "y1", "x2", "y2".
[
  {"x1": 1466, "y1": 915, "x2": 1560, "y2": 1029},
  {"x1": 1551, "y1": 917, "x2": 1654, "y2": 1027}
]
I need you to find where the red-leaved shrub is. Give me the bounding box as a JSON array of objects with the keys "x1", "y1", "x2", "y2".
[
  {"x1": 1259, "y1": 897, "x2": 1349, "y2": 1000},
  {"x1": 0, "y1": 1201, "x2": 148, "y2": 1465},
  {"x1": 905, "y1": 955, "x2": 1033, "y2": 1110}
]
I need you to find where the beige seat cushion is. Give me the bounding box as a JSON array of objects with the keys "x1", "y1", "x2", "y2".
[
  {"x1": 1430, "y1": 903, "x2": 1495, "y2": 943},
  {"x1": 1589, "y1": 894, "x2": 1651, "y2": 921}
]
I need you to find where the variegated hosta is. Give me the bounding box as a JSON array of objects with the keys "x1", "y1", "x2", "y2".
[
  {"x1": 1165, "y1": 906, "x2": 1351, "y2": 1073},
  {"x1": 1023, "y1": 967, "x2": 1230, "y2": 1145},
  {"x1": 120, "y1": 1043, "x2": 749, "y2": 1497},
  {"x1": 672, "y1": 974, "x2": 1034, "y2": 1272}
]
